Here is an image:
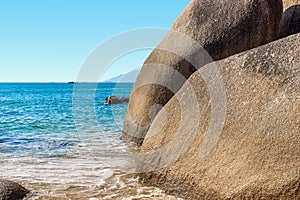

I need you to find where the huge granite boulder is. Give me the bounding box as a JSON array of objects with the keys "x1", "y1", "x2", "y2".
[
  {"x1": 138, "y1": 33, "x2": 300, "y2": 199},
  {"x1": 0, "y1": 179, "x2": 29, "y2": 200},
  {"x1": 122, "y1": 0, "x2": 283, "y2": 145},
  {"x1": 279, "y1": 5, "x2": 300, "y2": 38},
  {"x1": 283, "y1": 0, "x2": 299, "y2": 10}
]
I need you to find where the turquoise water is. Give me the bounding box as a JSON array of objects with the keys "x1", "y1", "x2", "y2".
[
  {"x1": 0, "y1": 83, "x2": 131, "y2": 156},
  {"x1": 0, "y1": 83, "x2": 179, "y2": 199}
]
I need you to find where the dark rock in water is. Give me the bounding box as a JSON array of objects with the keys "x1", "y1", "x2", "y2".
[
  {"x1": 122, "y1": 0, "x2": 283, "y2": 145},
  {"x1": 279, "y1": 5, "x2": 300, "y2": 38},
  {"x1": 138, "y1": 33, "x2": 300, "y2": 199},
  {"x1": 0, "y1": 179, "x2": 29, "y2": 200},
  {"x1": 104, "y1": 96, "x2": 129, "y2": 104}
]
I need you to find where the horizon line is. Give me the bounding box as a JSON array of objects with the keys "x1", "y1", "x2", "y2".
[{"x1": 0, "y1": 81, "x2": 135, "y2": 83}]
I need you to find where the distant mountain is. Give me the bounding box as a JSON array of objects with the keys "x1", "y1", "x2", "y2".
[{"x1": 102, "y1": 68, "x2": 140, "y2": 83}]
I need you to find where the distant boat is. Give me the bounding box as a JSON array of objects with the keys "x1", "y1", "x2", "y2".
[{"x1": 68, "y1": 81, "x2": 75, "y2": 84}]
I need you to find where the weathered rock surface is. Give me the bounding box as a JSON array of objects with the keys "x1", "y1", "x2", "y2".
[
  {"x1": 138, "y1": 33, "x2": 300, "y2": 199},
  {"x1": 122, "y1": 0, "x2": 283, "y2": 145},
  {"x1": 0, "y1": 179, "x2": 29, "y2": 200},
  {"x1": 283, "y1": 0, "x2": 299, "y2": 10},
  {"x1": 279, "y1": 5, "x2": 300, "y2": 38}
]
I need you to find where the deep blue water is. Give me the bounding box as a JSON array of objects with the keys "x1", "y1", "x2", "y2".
[{"x1": 0, "y1": 83, "x2": 133, "y2": 156}]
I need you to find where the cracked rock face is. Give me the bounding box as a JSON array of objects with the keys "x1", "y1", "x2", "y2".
[
  {"x1": 0, "y1": 179, "x2": 29, "y2": 200},
  {"x1": 139, "y1": 33, "x2": 300, "y2": 200},
  {"x1": 122, "y1": 0, "x2": 283, "y2": 145}
]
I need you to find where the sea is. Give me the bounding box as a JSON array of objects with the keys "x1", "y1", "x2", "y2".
[{"x1": 0, "y1": 83, "x2": 180, "y2": 200}]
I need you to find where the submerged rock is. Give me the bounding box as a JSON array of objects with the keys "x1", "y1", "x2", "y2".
[
  {"x1": 279, "y1": 5, "x2": 300, "y2": 38},
  {"x1": 122, "y1": 0, "x2": 283, "y2": 145},
  {"x1": 138, "y1": 33, "x2": 300, "y2": 199},
  {"x1": 104, "y1": 96, "x2": 129, "y2": 104},
  {"x1": 0, "y1": 179, "x2": 29, "y2": 200}
]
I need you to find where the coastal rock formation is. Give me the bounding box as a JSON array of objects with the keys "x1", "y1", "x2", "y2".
[
  {"x1": 122, "y1": 0, "x2": 283, "y2": 145},
  {"x1": 138, "y1": 33, "x2": 300, "y2": 199},
  {"x1": 0, "y1": 179, "x2": 29, "y2": 200},
  {"x1": 279, "y1": 5, "x2": 300, "y2": 38},
  {"x1": 104, "y1": 96, "x2": 129, "y2": 104},
  {"x1": 283, "y1": 0, "x2": 299, "y2": 10}
]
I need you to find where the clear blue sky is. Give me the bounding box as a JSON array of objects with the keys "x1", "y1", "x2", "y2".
[{"x1": 0, "y1": 0, "x2": 190, "y2": 82}]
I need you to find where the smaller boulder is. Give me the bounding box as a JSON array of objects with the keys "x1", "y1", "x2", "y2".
[
  {"x1": 0, "y1": 179, "x2": 29, "y2": 200},
  {"x1": 278, "y1": 5, "x2": 300, "y2": 38},
  {"x1": 104, "y1": 96, "x2": 129, "y2": 104}
]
